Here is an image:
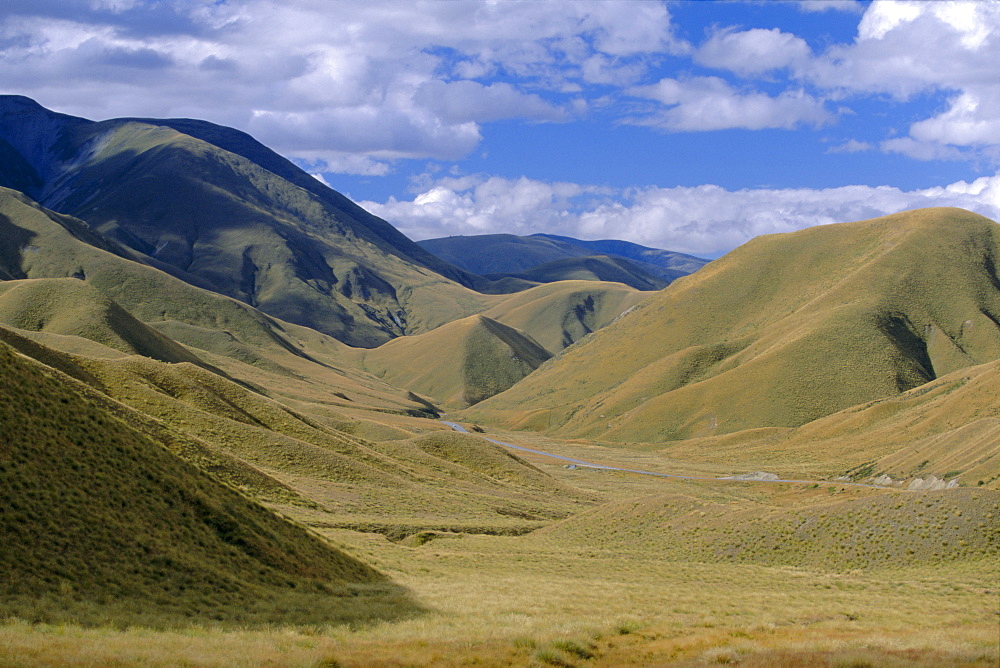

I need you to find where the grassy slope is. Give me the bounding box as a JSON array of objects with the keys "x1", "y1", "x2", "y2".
[
  {"x1": 480, "y1": 279, "x2": 647, "y2": 353},
  {"x1": 0, "y1": 278, "x2": 205, "y2": 365},
  {"x1": 656, "y1": 358, "x2": 1000, "y2": 487},
  {"x1": 466, "y1": 208, "x2": 1000, "y2": 442},
  {"x1": 357, "y1": 281, "x2": 647, "y2": 407},
  {"x1": 533, "y1": 483, "x2": 1000, "y2": 571},
  {"x1": 0, "y1": 186, "x2": 589, "y2": 534},
  {"x1": 359, "y1": 314, "x2": 552, "y2": 407},
  {"x1": 0, "y1": 316, "x2": 584, "y2": 538},
  {"x1": 484, "y1": 254, "x2": 669, "y2": 291},
  {"x1": 0, "y1": 186, "x2": 433, "y2": 407},
  {"x1": 0, "y1": 337, "x2": 422, "y2": 628}
]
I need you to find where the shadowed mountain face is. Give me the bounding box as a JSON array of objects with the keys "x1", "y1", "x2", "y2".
[
  {"x1": 0, "y1": 95, "x2": 490, "y2": 347},
  {"x1": 484, "y1": 254, "x2": 669, "y2": 291},
  {"x1": 465, "y1": 208, "x2": 1000, "y2": 442},
  {"x1": 418, "y1": 232, "x2": 708, "y2": 285}
]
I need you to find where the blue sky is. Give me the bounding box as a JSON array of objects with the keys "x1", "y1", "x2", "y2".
[{"x1": 2, "y1": 1, "x2": 999, "y2": 256}]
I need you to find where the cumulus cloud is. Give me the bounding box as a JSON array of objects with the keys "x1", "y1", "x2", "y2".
[
  {"x1": 627, "y1": 76, "x2": 831, "y2": 131},
  {"x1": 413, "y1": 80, "x2": 567, "y2": 124},
  {"x1": 696, "y1": 27, "x2": 812, "y2": 77},
  {"x1": 795, "y1": 1, "x2": 864, "y2": 13},
  {"x1": 806, "y1": 0, "x2": 1000, "y2": 158},
  {"x1": 361, "y1": 172, "x2": 1000, "y2": 257},
  {"x1": 827, "y1": 139, "x2": 874, "y2": 154},
  {"x1": 361, "y1": 175, "x2": 609, "y2": 240},
  {"x1": 0, "y1": 0, "x2": 684, "y2": 169}
]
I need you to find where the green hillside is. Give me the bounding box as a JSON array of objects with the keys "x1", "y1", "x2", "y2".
[
  {"x1": 0, "y1": 96, "x2": 493, "y2": 346},
  {"x1": 480, "y1": 279, "x2": 646, "y2": 352},
  {"x1": 360, "y1": 314, "x2": 552, "y2": 407},
  {"x1": 0, "y1": 278, "x2": 205, "y2": 365},
  {"x1": 0, "y1": 337, "x2": 418, "y2": 628},
  {"x1": 465, "y1": 208, "x2": 1000, "y2": 442}
]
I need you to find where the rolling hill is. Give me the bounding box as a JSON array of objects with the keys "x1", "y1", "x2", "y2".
[
  {"x1": 359, "y1": 314, "x2": 552, "y2": 407},
  {"x1": 480, "y1": 280, "x2": 647, "y2": 353},
  {"x1": 356, "y1": 280, "x2": 648, "y2": 407},
  {"x1": 418, "y1": 232, "x2": 708, "y2": 284},
  {"x1": 0, "y1": 335, "x2": 418, "y2": 628},
  {"x1": 0, "y1": 95, "x2": 494, "y2": 346},
  {"x1": 464, "y1": 208, "x2": 1000, "y2": 444}
]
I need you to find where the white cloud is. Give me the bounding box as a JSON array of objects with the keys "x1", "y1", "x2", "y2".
[
  {"x1": 627, "y1": 76, "x2": 831, "y2": 131},
  {"x1": 310, "y1": 172, "x2": 331, "y2": 187},
  {"x1": 247, "y1": 108, "x2": 482, "y2": 161},
  {"x1": 909, "y1": 91, "x2": 1000, "y2": 147},
  {"x1": 361, "y1": 174, "x2": 608, "y2": 240},
  {"x1": 880, "y1": 137, "x2": 965, "y2": 162},
  {"x1": 298, "y1": 153, "x2": 392, "y2": 177},
  {"x1": 827, "y1": 139, "x2": 873, "y2": 154},
  {"x1": 361, "y1": 172, "x2": 1000, "y2": 257},
  {"x1": 696, "y1": 28, "x2": 812, "y2": 77},
  {"x1": 806, "y1": 0, "x2": 1000, "y2": 159},
  {"x1": 858, "y1": 1, "x2": 996, "y2": 48},
  {"x1": 795, "y1": 1, "x2": 864, "y2": 13},
  {"x1": 0, "y1": 0, "x2": 684, "y2": 163},
  {"x1": 413, "y1": 80, "x2": 567, "y2": 124}
]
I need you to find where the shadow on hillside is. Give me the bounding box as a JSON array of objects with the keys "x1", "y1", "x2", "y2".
[{"x1": 0, "y1": 579, "x2": 428, "y2": 632}]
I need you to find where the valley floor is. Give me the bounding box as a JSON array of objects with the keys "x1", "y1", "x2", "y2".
[{"x1": 3, "y1": 433, "x2": 997, "y2": 667}]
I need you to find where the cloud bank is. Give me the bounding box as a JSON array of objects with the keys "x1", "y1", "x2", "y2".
[
  {"x1": 2, "y1": 0, "x2": 998, "y2": 172},
  {"x1": 362, "y1": 172, "x2": 1000, "y2": 257}
]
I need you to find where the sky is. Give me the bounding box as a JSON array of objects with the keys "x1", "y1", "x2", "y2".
[{"x1": 2, "y1": 0, "x2": 999, "y2": 258}]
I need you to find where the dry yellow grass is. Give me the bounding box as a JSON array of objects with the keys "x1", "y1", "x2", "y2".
[
  {"x1": 2, "y1": 528, "x2": 995, "y2": 666},
  {"x1": 466, "y1": 208, "x2": 1000, "y2": 444}
]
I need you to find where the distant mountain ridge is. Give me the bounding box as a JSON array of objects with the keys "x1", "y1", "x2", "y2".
[{"x1": 417, "y1": 232, "x2": 708, "y2": 288}]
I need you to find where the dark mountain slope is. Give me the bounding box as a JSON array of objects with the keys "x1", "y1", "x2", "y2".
[
  {"x1": 123, "y1": 115, "x2": 485, "y2": 290},
  {"x1": 465, "y1": 208, "x2": 1000, "y2": 442},
  {"x1": 532, "y1": 233, "x2": 708, "y2": 277},
  {"x1": 0, "y1": 95, "x2": 491, "y2": 346},
  {"x1": 485, "y1": 255, "x2": 668, "y2": 291},
  {"x1": 418, "y1": 232, "x2": 707, "y2": 283}
]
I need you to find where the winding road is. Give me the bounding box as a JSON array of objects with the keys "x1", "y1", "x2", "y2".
[{"x1": 442, "y1": 421, "x2": 889, "y2": 489}]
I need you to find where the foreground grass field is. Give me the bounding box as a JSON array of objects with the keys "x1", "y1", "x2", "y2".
[{"x1": 2, "y1": 445, "x2": 996, "y2": 667}]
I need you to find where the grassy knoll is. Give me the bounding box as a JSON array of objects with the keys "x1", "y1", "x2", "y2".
[
  {"x1": 359, "y1": 314, "x2": 552, "y2": 407},
  {"x1": 466, "y1": 208, "x2": 1000, "y2": 443},
  {"x1": 599, "y1": 357, "x2": 1000, "y2": 488},
  {"x1": 0, "y1": 339, "x2": 419, "y2": 629},
  {"x1": 481, "y1": 280, "x2": 647, "y2": 353}
]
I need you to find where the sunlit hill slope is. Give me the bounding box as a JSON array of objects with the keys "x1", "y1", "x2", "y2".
[
  {"x1": 0, "y1": 337, "x2": 418, "y2": 628},
  {"x1": 466, "y1": 208, "x2": 1000, "y2": 443}
]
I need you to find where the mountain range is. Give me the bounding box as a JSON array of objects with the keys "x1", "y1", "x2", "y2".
[
  {"x1": 1, "y1": 95, "x2": 998, "y2": 640},
  {"x1": 418, "y1": 232, "x2": 708, "y2": 289}
]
